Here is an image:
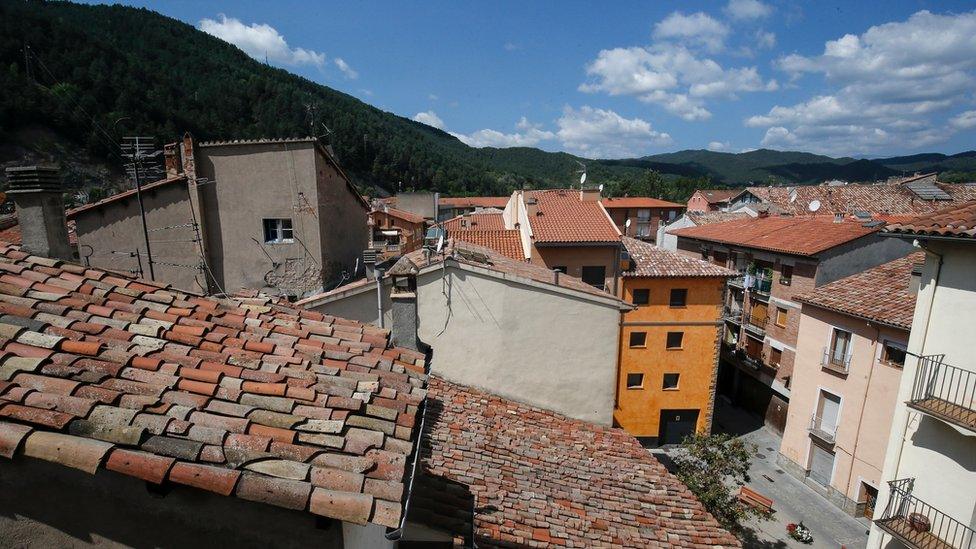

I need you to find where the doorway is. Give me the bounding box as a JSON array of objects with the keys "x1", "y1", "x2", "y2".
[{"x1": 659, "y1": 409, "x2": 700, "y2": 445}]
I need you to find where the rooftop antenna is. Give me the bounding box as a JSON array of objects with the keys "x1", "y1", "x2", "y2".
[{"x1": 304, "y1": 99, "x2": 318, "y2": 136}]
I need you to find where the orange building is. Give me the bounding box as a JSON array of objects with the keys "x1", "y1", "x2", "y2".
[{"x1": 615, "y1": 236, "x2": 734, "y2": 444}]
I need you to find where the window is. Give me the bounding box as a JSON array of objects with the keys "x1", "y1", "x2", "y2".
[
  {"x1": 829, "y1": 328, "x2": 853, "y2": 367},
  {"x1": 632, "y1": 288, "x2": 650, "y2": 305},
  {"x1": 770, "y1": 347, "x2": 782, "y2": 367},
  {"x1": 780, "y1": 264, "x2": 794, "y2": 285},
  {"x1": 581, "y1": 266, "x2": 606, "y2": 289},
  {"x1": 263, "y1": 218, "x2": 294, "y2": 244},
  {"x1": 666, "y1": 331, "x2": 684, "y2": 349},
  {"x1": 881, "y1": 340, "x2": 907, "y2": 367},
  {"x1": 626, "y1": 373, "x2": 644, "y2": 389},
  {"x1": 636, "y1": 208, "x2": 652, "y2": 237},
  {"x1": 629, "y1": 332, "x2": 647, "y2": 347},
  {"x1": 667, "y1": 210, "x2": 678, "y2": 221},
  {"x1": 775, "y1": 307, "x2": 788, "y2": 328},
  {"x1": 662, "y1": 373, "x2": 680, "y2": 390},
  {"x1": 669, "y1": 288, "x2": 688, "y2": 307},
  {"x1": 552, "y1": 266, "x2": 568, "y2": 274}
]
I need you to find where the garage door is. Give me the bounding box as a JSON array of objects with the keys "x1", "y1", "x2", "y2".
[
  {"x1": 659, "y1": 409, "x2": 699, "y2": 445},
  {"x1": 808, "y1": 443, "x2": 835, "y2": 486}
]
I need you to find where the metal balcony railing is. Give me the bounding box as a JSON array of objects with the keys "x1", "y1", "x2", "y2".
[
  {"x1": 908, "y1": 355, "x2": 976, "y2": 434},
  {"x1": 729, "y1": 275, "x2": 746, "y2": 289},
  {"x1": 723, "y1": 303, "x2": 743, "y2": 323},
  {"x1": 822, "y1": 346, "x2": 852, "y2": 375},
  {"x1": 745, "y1": 311, "x2": 768, "y2": 335},
  {"x1": 875, "y1": 478, "x2": 976, "y2": 549},
  {"x1": 808, "y1": 414, "x2": 837, "y2": 444}
]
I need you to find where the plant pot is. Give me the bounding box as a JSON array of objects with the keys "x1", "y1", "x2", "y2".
[{"x1": 908, "y1": 513, "x2": 930, "y2": 533}]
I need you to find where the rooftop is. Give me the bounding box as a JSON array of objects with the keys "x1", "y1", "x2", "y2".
[
  {"x1": 622, "y1": 237, "x2": 736, "y2": 278},
  {"x1": 450, "y1": 230, "x2": 525, "y2": 261},
  {"x1": 0, "y1": 243, "x2": 426, "y2": 529},
  {"x1": 795, "y1": 252, "x2": 924, "y2": 330},
  {"x1": 0, "y1": 215, "x2": 78, "y2": 247},
  {"x1": 685, "y1": 211, "x2": 751, "y2": 226},
  {"x1": 371, "y1": 207, "x2": 425, "y2": 225},
  {"x1": 419, "y1": 376, "x2": 740, "y2": 548},
  {"x1": 670, "y1": 215, "x2": 880, "y2": 257},
  {"x1": 437, "y1": 196, "x2": 510, "y2": 209},
  {"x1": 66, "y1": 176, "x2": 187, "y2": 219},
  {"x1": 439, "y1": 212, "x2": 505, "y2": 232},
  {"x1": 693, "y1": 189, "x2": 744, "y2": 204},
  {"x1": 526, "y1": 189, "x2": 620, "y2": 244},
  {"x1": 601, "y1": 196, "x2": 684, "y2": 209},
  {"x1": 884, "y1": 200, "x2": 976, "y2": 240}
]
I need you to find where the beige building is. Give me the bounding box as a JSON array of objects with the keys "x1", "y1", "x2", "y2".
[
  {"x1": 868, "y1": 203, "x2": 976, "y2": 549},
  {"x1": 299, "y1": 240, "x2": 630, "y2": 424},
  {"x1": 69, "y1": 135, "x2": 369, "y2": 297},
  {"x1": 778, "y1": 254, "x2": 921, "y2": 518}
]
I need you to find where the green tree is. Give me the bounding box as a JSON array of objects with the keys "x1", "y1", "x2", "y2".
[{"x1": 672, "y1": 433, "x2": 765, "y2": 533}]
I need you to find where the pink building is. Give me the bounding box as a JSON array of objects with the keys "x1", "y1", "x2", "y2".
[{"x1": 778, "y1": 253, "x2": 923, "y2": 517}]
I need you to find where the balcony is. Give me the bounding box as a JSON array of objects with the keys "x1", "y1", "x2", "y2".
[
  {"x1": 728, "y1": 275, "x2": 746, "y2": 289},
  {"x1": 875, "y1": 478, "x2": 976, "y2": 549},
  {"x1": 744, "y1": 311, "x2": 768, "y2": 337},
  {"x1": 908, "y1": 355, "x2": 976, "y2": 434},
  {"x1": 808, "y1": 414, "x2": 837, "y2": 445},
  {"x1": 723, "y1": 303, "x2": 743, "y2": 324},
  {"x1": 822, "y1": 347, "x2": 852, "y2": 376}
]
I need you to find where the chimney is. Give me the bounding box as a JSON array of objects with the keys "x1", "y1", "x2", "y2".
[
  {"x1": 525, "y1": 196, "x2": 539, "y2": 217},
  {"x1": 163, "y1": 142, "x2": 180, "y2": 178},
  {"x1": 181, "y1": 133, "x2": 197, "y2": 182},
  {"x1": 387, "y1": 256, "x2": 423, "y2": 351},
  {"x1": 833, "y1": 212, "x2": 845, "y2": 223},
  {"x1": 580, "y1": 187, "x2": 601, "y2": 202},
  {"x1": 5, "y1": 166, "x2": 73, "y2": 260},
  {"x1": 908, "y1": 262, "x2": 923, "y2": 296}
]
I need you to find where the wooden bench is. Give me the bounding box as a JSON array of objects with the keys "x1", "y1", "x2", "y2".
[{"x1": 738, "y1": 485, "x2": 774, "y2": 514}]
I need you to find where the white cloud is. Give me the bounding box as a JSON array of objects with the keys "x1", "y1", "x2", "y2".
[
  {"x1": 653, "y1": 12, "x2": 729, "y2": 53},
  {"x1": 504, "y1": 42, "x2": 520, "y2": 51},
  {"x1": 748, "y1": 9, "x2": 976, "y2": 154},
  {"x1": 707, "y1": 141, "x2": 731, "y2": 151},
  {"x1": 755, "y1": 30, "x2": 776, "y2": 50},
  {"x1": 428, "y1": 94, "x2": 439, "y2": 101},
  {"x1": 580, "y1": 44, "x2": 777, "y2": 121},
  {"x1": 412, "y1": 111, "x2": 445, "y2": 130},
  {"x1": 556, "y1": 106, "x2": 672, "y2": 158},
  {"x1": 725, "y1": 0, "x2": 772, "y2": 20},
  {"x1": 452, "y1": 117, "x2": 555, "y2": 148},
  {"x1": 951, "y1": 110, "x2": 976, "y2": 130},
  {"x1": 199, "y1": 14, "x2": 326, "y2": 68},
  {"x1": 333, "y1": 58, "x2": 358, "y2": 79}
]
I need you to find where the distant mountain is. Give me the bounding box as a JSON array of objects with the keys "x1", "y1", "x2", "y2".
[{"x1": 0, "y1": 1, "x2": 973, "y2": 204}]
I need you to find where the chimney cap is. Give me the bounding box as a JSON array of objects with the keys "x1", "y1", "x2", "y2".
[{"x1": 5, "y1": 166, "x2": 62, "y2": 194}]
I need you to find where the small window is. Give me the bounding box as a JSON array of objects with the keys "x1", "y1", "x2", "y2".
[
  {"x1": 663, "y1": 373, "x2": 680, "y2": 390},
  {"x1": 775, "y1": 307, "x2": 788, "y2": 328},
  {"x1": 666, "y1": 331, "x2": 684, "y2": 349},
  {"x1": 636, "y1": 208, "x2": 651, "y2": 221},
  {"x1": 263, "y1": 218, "x2": 294, "y2": 244},
  {"x1": 629, "y1": 332, "x2": 647, "y2": 347},
  {"x1": 581, "y1": 266, "x2": 607, "y2": 289},
  {"x1": 881, "y1": 341, "x2": 907, "y2": 367},
  {"x1": 669, "y1": 288, "x2": 688, "y2": 307},
  {"x1": 632, "y1": 289, "x2": 650, "y2": 305},
  {"x1": 626, "y1": 373, "x2": 644, "y2": 389},
  {"x1": 829, "y1": 328, "x2": 853, "y2": 366},
  {"x1": 770, "y1": 347, "x2": 782, "y2": 367},
  {"x1": 780, "y1": 264, "x2": 794, "y2": 285}
]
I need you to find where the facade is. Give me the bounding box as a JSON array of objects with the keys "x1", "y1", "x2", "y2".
[
  {"x1": 656, "y1": 211, "x2": 752, "y2": 251},
  {"x1": 778, "y1": 254, "x2": 921, "y2": 518},
  {"x1": 687, "y1": 189, "x2": 744, "y2": 212},
  {"x1": 868, "y1": 202, "x2": 976, "y2": 549},
  {"x1": 299, "y1": 240, "x2": 629, "y2": 425},
  {"x1": 69, "y1": 136, "x2": 369, "y2": 297},
  {"x1": 600, "y1": 197, "x2": 684, "y2": 243},
  {"x1": 368, "y1": 207, "x2": 426, "y2": 262},
  {"x1": 615, "y1": 237, "x2": 734, "y2": 444},
  {"x1": 671, "y1": 215, "x2": 915, "y2": 433}
]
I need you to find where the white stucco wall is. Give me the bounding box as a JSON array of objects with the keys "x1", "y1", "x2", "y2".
[
  {"x1": 868, "y1": 241, "x2": 976, "y2": 548},
  {"x1": 658, "y1": 215, "x2": 696, "y2": 251}
]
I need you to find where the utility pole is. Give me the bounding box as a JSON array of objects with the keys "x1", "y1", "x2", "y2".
[{"x1": 122, "y1": 136, "x2": 160, "y2": 280}]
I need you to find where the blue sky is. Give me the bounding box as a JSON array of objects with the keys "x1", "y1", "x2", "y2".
[{"x1": 91, "y1": 1, "x2": 976, "y2": 158}]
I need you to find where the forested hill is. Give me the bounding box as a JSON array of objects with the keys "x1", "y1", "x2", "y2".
[{"x1": 1, "y1": 1, "x2": 974, "y2": 202}]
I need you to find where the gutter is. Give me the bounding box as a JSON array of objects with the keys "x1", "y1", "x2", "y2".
[{"x1": 384, "y1": 385, "x2": 429, "y2": 541}]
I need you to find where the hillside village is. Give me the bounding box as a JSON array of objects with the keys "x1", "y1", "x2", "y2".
[{"x1": 1, "y1": 2, "x2": 976, "y2": 549}]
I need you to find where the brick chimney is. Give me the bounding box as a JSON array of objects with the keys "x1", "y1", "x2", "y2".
[
  {"x1": 579, "y1": 187, "x2": 601, "y2": 202},
  {"x1": 181, "y1": 132, "x2": 196, "y2": 182},
  {"x1": 5, "y1": 166, "x2": 72, "y2": 260},
  {"x1": 163, "y1": 142, "x2": 180, "y2": 178}
]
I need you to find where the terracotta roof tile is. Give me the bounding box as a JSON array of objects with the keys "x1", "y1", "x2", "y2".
[
  {"x1": 622, "y1": 237, "x2": 736, "y2": 278},
  {"x1": 450, "y1": 230, "x2": 525, "y2": 261},
  {"x1": 795, "y1": 252, "x2": 923, "y2": 330},
  {"x1": 884, "y1": 200, "x2": 976, "y2": 240},
  {"x1": 439, "y1": 212, "x2": 506, "y2": 232},
  {"x1": 685, "y1": 211, "x2": 751, "y2": 225},
  {"x1": 437, "y1": 196, "x2": 510, "y2": 209},
  {"x1": 526, "y1": 190, "x2": 621, "y2": 243},
  {"x1": 745, "y1": 180, "x2": 976, "y2": 217},
  {"x1": 670, "y1": 215, "x2": 880, "y2": 256},
  {"x1": 0, "y1": 243, "x2": 426, "y2": 528},
  {"x1": 416, "y1": 376, "x2": 740, "y2": 548},
  {"x1": 694, "y1": 189, "x2": 744, "y2": 204},
  {"x1": 371, "y1": 207, "x2": 425, "y2": 225},
  {"x1": 601, "y1": 196, "x2": 684, "y2": 208}
]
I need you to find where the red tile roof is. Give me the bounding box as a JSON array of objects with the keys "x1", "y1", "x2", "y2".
[
  {"x1": 693, "y1": 189, "x2": 744, "y2": 205},
  {"x1": 371, "y1": 207, "x2": 425, "y2": 225},
  {"x1": 670, "y1": 215, "x2": 880, "y2": 257},
  {"x1": 0, "y1": 216, "x2": 78, "y2": 247},
  {"x1": 439, "y1": 212, "x2": 505, "y2": 232},
  {"x1": 622, "y1": 237, "x2": 735, "y2": 278},
  {"x1": 66, "y1": 176, "x2": 187, "y2": 219},
  {"x1": 602, "y1": 197, "x2": 684, "y2": 209},
  {"x1": 526, "y1": 190, "x2": 621, "y2": 244},
  {"x1": 0, "y1": 243, "x2": 426, "y2": 528},
  {"x1": 437, "y1": 196, "x2": 510, "y2": 209},
  {"x1": 795, "y1": 252, "x2": 923, "y2": 330},
  {"x1": 451, "y1": 230, "x2": 525, "y2": 261},
  {"x1": 420, "y1": 376, "x2": 740, "y2": 548},
  {"x1": 884, "y1": 200, "x2": 976, "y2": 240},
  {"x1": 744, "y1": 181, "x2": 976, "y2": 217},
  {"x1": 685, "y1": 211, "x2": 750, "y2": 225}
]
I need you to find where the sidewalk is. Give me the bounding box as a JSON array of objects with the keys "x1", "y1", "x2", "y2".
[{"x1": 711, "y1": 399, "x2": 870, "y2": 549}]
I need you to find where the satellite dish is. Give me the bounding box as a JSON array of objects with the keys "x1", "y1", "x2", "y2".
[
  {"x1": 625, "y1": 219, "x2": 632, "y2": 228},
  {"x1": 808, "y1": 200, "x2": 822, "y2": 212},
  {"x1": 436, "y1": 235, "x2": 444, "y2": 253},
  {"x1": 580, "y1": 172, "x2": 587, "y2": 185},
  {"x1": 598, "y1": 183, "x2": 603, "y2": 192}
]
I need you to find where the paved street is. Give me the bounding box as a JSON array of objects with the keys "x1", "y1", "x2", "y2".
[{"x1": 659, "y1": 398, "x2": 871, "y2": 549}]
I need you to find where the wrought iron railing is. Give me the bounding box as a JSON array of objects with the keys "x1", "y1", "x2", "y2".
[
  {"x1": 821, "y1": 346, "x2": 852, "y2": 375},
  {"x1": 808, "y1": 413, "x2": 837, "y2": 444},
  {"x1": 908, "y1": 354, "x2": 975, "y2": 432},
  {"x1": 875, "y1": 478, "x2": 976, "y2": 549}
]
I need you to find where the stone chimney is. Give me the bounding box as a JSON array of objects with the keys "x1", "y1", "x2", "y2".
[
  {"x1": 387, "y1": 256, "x2": 422, "y2": 351},
  {"x1": 163, "y1": 142, "x2": 180, "y2": 178},
  {"x1": 5, "y1": 166, "x2": 72, "y2": 260},
  {"x1": 181, "y1": 133, "x2": 196, "y2": 182}
]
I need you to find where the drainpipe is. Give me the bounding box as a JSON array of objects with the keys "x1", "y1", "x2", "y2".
[
  {"x1": 846, "y1": 320, "x2": 881, "y2": 508},
  {"x1": 375, "y1": 268, "x2": 385, "y2": 329}
]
